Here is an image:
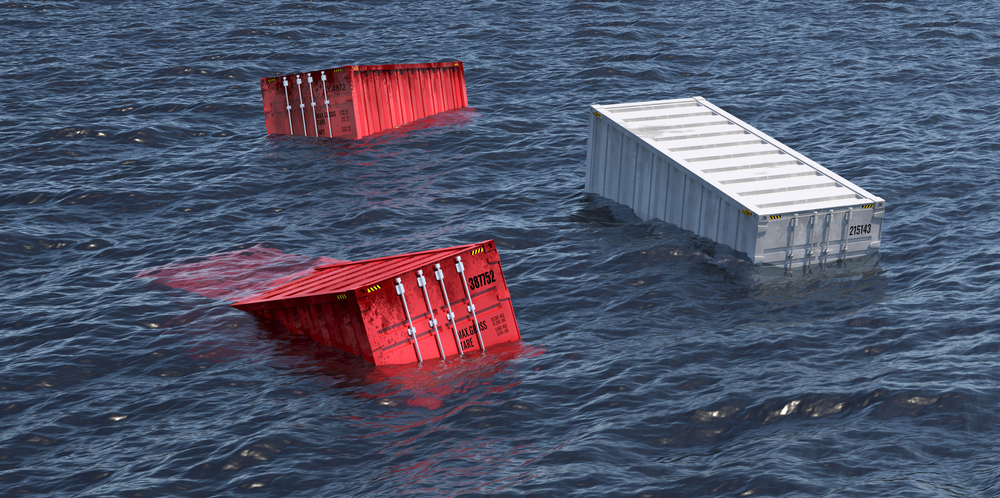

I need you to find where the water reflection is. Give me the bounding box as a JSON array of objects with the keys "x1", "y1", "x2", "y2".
[
  {"x1": 136, "y1": 243, "x2": 345, "y2": 302},
  {"x1": 136, "y1": 244, "x2": 547, "y2": 495}
]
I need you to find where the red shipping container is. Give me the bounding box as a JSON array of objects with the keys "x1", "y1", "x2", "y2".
[
  {"x1": 259, "y1": 61, "x2": 468, "y2": 139},
  {"x1": 231, "y1": 240, "x2": 520, "y2": 365}
]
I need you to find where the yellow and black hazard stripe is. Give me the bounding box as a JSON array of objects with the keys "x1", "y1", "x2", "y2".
[
  {"x1": 365, "y1": 284, "x2": 381, "y2": 294},
  {"x1": 861, "y1": 203, "x2": 874, "y2": 209},
  {"x1": 470, "y1": 247, "x2": 484, "y2": 256},
  {"x1": 336, "y1": 294, "x2": 348, "y2": 300},
  {"x1": 740, "y1": 209, "x2": 752, "y2": 217},
  {"x1": 768, "y1": 215, "x2": 781, "y2": 220}
]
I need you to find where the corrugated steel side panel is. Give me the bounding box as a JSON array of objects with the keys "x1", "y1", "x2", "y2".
[
  {"x1": 586, "y1": 97, "x2": 885, "y2": 269},
  {"x1": 260, "y1": 62, "x2": 467, "y2": 139}
]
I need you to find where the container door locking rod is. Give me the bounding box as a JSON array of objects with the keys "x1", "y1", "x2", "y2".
[
  {"x1": 282, "y1": 77, "x2": 293, "y2": 135},
  {"x1": 320, "y1": 71, "x2": 332, "y2": 138},
  {"x1": 307, "y1": 73, "x2": 318, "y2": 137},
  {"x1": 455, "y1": 256, "x2": 486, "y2": 353},
  {"x1": 805, "y1": 213, "x2": 816, "y2": 271},
  {"x1": 435, "y1": 263, "x2": 464, "y2": 356},
  {"x1": 395, "y1": 278, "x2": 423, "y2": 363},
  {"x1": 416, "y1": 270, "x2": 446, "y2": 360},
  {"x1": 785, "y1": 214, "x2": 798, "y2": 273},
  {"x1": 842, "y1": 208, "x2": 853, "y2": 261},
  {"x1": 822, "y1": 210, "x2": 833, "y2": 267},
  {"x1": 295, "y1": 75, "x2": 307, "y2": 136}
]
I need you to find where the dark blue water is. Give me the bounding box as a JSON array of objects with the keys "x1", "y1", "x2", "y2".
[{"x1": 3, "y1": 0, "x2": 1000, "y2": 496}]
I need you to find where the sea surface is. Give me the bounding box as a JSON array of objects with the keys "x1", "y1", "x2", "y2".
[{"x1": 3, "y1": 0, "x2": 1000, "y2": 496}]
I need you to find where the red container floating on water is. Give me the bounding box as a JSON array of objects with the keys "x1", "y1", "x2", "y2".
[
  {"x1": 260, "y1": 61, "x2": 468, "y2": 139},
  {"x1": 232, "y1": 240, "x2": 520, "y2": 365}
]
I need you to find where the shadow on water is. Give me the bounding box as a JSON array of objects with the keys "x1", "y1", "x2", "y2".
[
  {"x1": 737, "y1": 253, "x2": 889, "y2": 328},
  {"x1": 580, "y1": 194, "x2": 890, "y2": 325},
  {"x1": 242, "y1": 316, "x2": 548, "y2": 497}
]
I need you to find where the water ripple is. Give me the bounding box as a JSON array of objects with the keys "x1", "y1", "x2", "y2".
[{"x1": 2, "y1": 0, "x2": 1000, "y2": 496}]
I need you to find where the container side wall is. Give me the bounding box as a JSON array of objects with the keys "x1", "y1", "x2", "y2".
[
  {"x1": 585, "y1": 112, "x2": 598, "y2": 193},
  {"x1": 350, "y1": 71, "x2": 369, "y2": 138},
  {"x1": 281, "y1": 308, "x2": 305, "y2": 335},
  {"x1": 586, "y1": 114, "x2": 610, "y2": 195},
  {"x1": 397, "y1": 71, "x2": 414, "y2": 124},
  {"x1": 369, "y1": 71, "x2": 387, "y2": 132},
  {"x1": 424, "y1": 70, "x2": 438, "y2": 116},
  {"x1": 454, "y1": 63, "x2": 469, "y2": 107},
  {"x1": 334, "y1": 297, "x2": 363, "y2": 357},
  {"x1": 438, "y1": 69, "x2": 455, "y2": 111},
  {"x1": 699, "y1": 192, "x2": 722, "y2": 242},
  {"x1": 651, "y1": 156, "x2": 669, "y2": 223},
  {"x1": 749, "y1": 216, "x2": 763, "y2": 259},
  {"x1": 410, "y1": 70, "x2": 425, "y2": 122},
  {"x1": 317, "y1": 304, "x2": 339, "y2": 347},
  {"x1": 382, "y1": 71, "x2": 398, "y2": 128},
  {"x1": 603, "y1": 128, "x2": 623, "y2": 201},
  {"x1": 360, "y1": 71, "x2": 378, "y2": 135},
  {"x1": 681, "y1": 176, "x2": 704, "y2": 232},
  {"x1": 319, "y1": 303, "x2": 349, "y2": 352},
  {"x1": 665, "y1": 161, "x2": 686, "y2": 226},
  {"x1": 305, "y1": 64, "x2": 467, "y2": 139},
  {"x1": 293, "y1": 306, "x2": 317, "y2": 341},
  {"x1": 418, "y1": 70, "x2": 432, "y2": 118},
  {"x1": 433, "y1": 69, "x2": 447, "y2": 114},
  {"x1": 419, "y1": 69, "x2": 434, "y2": 118},
  {"x1": 718, "y1": 201, "x2": 738, "y2": 248},
  {"x1": 303, "y1": 305, "x2": 329, "y2": 346},
  {"x1": 618, "y1": 138, "x2": 638, "y2": 210},
  {"x1": 634, "y1": 146, "x2": 654, "y2": 220},
  {"x1": 390, "y1": 70, "x2": 405, "y2": 127}
]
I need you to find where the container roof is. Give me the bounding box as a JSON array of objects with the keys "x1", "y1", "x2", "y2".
[
  {"x1": 266, "y1": 61, "x2": 463, "y2": 81},
  {"x1": 233, "y1": 241, "x2": 484, "y2": 306},
  {"x1": 592, "y1": 97, "x2": 882, "y2": 215}
]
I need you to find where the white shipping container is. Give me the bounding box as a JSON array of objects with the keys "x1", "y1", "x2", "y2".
[{"x1": 586, "y1": 97, "x2": 885, "y2": 269}]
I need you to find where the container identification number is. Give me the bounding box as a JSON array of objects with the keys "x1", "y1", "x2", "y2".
[
  {"x1": 849, "y1": 224, "x2": 872, "y2": 236},
  {"x1": 468, "y1": 270, "x2": 495, "y2": 291}
]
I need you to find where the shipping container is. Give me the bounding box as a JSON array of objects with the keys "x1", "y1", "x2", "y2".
[
  {"x1": 231, "y1": 240, "x2": 520, "y2": 365},
  {"x1": 259, "y1": 62, "x2": 468, "y2": 139},
  {"x1": 586, "y1": 97, "x2": 885, "y2": 270}
]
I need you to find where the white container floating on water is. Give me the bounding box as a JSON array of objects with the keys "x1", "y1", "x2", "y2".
[{"x1": 586, "y1": 96, "x2": 885, "y2": 269}]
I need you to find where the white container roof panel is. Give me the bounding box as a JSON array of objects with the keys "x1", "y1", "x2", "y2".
[{"x1": 592, "y1": 97, "x2": 882, "y2": 216}]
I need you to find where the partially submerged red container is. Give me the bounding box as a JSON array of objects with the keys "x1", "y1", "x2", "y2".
[
  {"x1": 260, "y1": 61, "x2": 468, "y2": 139},
  {"x1": 232, "y1": 240, "x2": 520, "y2": 365}
]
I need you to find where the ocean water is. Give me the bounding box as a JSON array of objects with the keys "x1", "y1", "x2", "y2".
[{"x1": 3, "y1": 0, "x2": 1000, "y2": 496}]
